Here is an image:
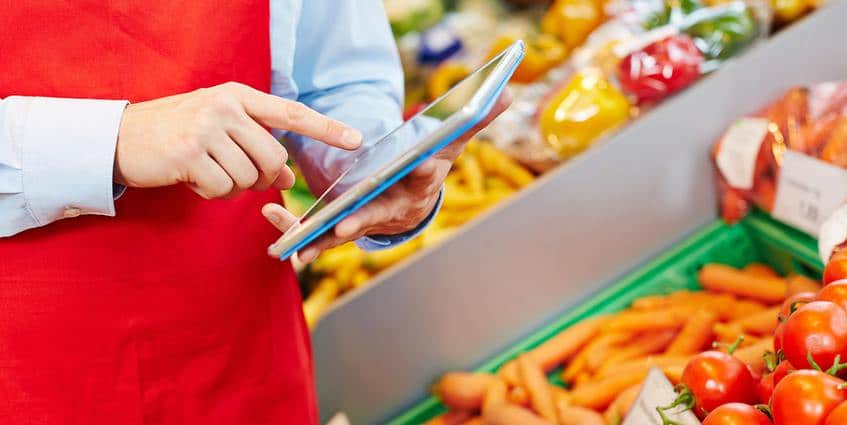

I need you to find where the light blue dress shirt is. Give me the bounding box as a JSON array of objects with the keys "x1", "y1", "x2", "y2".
[{"x1": 0, "y1": 0, "x2": 439, "y2": 248}]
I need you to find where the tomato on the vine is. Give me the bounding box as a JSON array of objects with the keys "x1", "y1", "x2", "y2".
[
  {"x1": 826, "y1": 401, "x2": 847, "y2": 425},
  {"x1": 774, "y1": 322, "x2": 785, "y2": 354},
  {"x1": 780, "y1": 292, "x2": 818, "y2": 321},
  {"x1": 756, "y1": 373, "x2": 774, "y2": 405},
  {"x1": 782, "y1": 301, "x2": 847, "y2": 370},
  {"x1": 681, "y1": 351, "x2": 758, "y2": 417},
  {"x1": 818, "y1": 281, "x2": 847, "y2": 311},
  {"x1": 824, "y1": 249, "x2": 847, "y2": 285},
  {"x1": 702, "y1": 403, "x2": 771, "y2": 425},
  {"x1": 772, "y1": 370, "x2": 847, "y2": 425}
]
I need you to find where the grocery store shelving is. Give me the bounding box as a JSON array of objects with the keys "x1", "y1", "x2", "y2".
[{"x1": 313, "y1": 3, "x2": 847, "y2": 423}]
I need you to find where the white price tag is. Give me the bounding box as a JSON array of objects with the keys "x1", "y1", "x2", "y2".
[
  {"x1": 819, "y1": 204, "x2": 847, "y2": 262},
  {"x1": 772, "y1": 151, "x2": 847, "y2": 236},
  {"x1": 715, "y1": 118, "x2": 770, "y2": 190},
  {"x1": 622, "y1": 368, "x2": 701, "y2": 425}
]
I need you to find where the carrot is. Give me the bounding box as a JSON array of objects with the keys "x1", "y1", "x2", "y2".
[
  {"x1": 715, "y1": 298, "x2": 768, "y2": 321},
  {"x1": 787, "y1": 274, "x2": 822, "y2": 296},
  {"x1": 424, "y1": 410, "x2": 474, "y2": 425},
  {"x1": 665, "y1": 309, "x2": 717, "y2": 355},
  {"x1": 713, "y1": 322, "x2": 745, "y2": 345},
  {"x1": 595, "y1": 355, "x2": 691, "y2": 379},
  {"x1": 557, "y1": 403, "x2": 606, "y2": 425},
  {"x1": 744, "y1": 263, "x2": 780, "y2": 278},
  {"x1": 732, "y1": 337, "x2": 774, "y2": 375},
  {"x1": 729, "y1": 306, "x2": 780, "y2": 335},
  {"x1": 605, "y1": 309, "x2": 686, "y2": 332},
  {"x1": 517, "y1": 355, "x2": 557, "y2": 423},
  {"x1": 527, "y1": 316, "x2": 607, "y2": 371},
  {"x1": 561, "y1": 332, "x2": 629, "y2": 381},
  {"x1": 482, "y1": 379, "x2": 508, "y2": 416},
  {"x1": 461, "y1": 418, "x2": 483, "y2": 425},
  {"x1": 573, "y1": 372, "x2": 592, "y2": 388},
  {"x1": 584, "y1": 332, "x2": 633, "y2": 371},
  {"x1": 498, "y1": 361, "x2": 521, "y2": 387},
  {"x1": 601, "y1": 329, "x2": 677, "y2": 366},
  {"x1": 434, "y1": 372, "x2": 498, "y2": 410},
  {"x1": 508, "y1": 386, "x2": 530, "y2": 407},
  {"x1": 569, "y1": 368, "x2": 650, "y2": 410},
  {"x1": 482, "y1": 404, "x2": 554, "y2": 425},
  {"x1": 604, "y1": 384, "x2": 641, "y2": 424},
  {"x1": 699, "y1": 264, "x2": 787, "y2": 304}
]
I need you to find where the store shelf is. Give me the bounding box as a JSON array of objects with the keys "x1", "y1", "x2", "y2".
[{"x1": 312, "y1": 4, "x2": 847, "y2": 423}]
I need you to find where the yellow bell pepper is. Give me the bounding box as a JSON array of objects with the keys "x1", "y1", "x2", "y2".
[
  {"x1": 489, "y1": 34, "x2": 568, "y2": 84},
  {"x1": 302, "y1": 277, "x2": 339, "y2": 328},
  {"x1": 427, "y1": 62, "x2": 470, "y2": 101},
  {"x1": 539, "y1": 68, "x2": 631, "y2": 159},
  {"x1": 542, "y1": 0, "x2": 605, "y2": 49}
]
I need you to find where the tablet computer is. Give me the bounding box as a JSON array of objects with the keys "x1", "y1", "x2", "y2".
[{"x1": 269, "y1": 40, "x2": 525, "y2": 261}]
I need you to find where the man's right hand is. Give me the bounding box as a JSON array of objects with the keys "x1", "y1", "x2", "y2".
[{"x1": 114, "y1": 82, "x2": 362, "y2": 199}]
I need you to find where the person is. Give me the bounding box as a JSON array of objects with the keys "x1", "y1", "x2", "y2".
[{"x1": 0, "y1": 1, "x2": 509, "y2": 424}]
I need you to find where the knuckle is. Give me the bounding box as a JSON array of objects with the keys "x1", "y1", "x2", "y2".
[
  {"x1": 240, "y1": 167, "x2": 260, "y2": 189},
  {"x1": 207, "y1": 91, "x2": 240, "y2": 116},
  {"x1": 209, "y1": 179, "x2": 233, "y2": 198},
  {"x1": 283, "y1": 101, "x2": 308, "y2": 122},
  {"x1": 220, "y1": 81, "x2": 247, "y2": 94}
]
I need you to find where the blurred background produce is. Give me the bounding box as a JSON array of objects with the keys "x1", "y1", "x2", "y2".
[{"x1": 290, "y1": 0, "x2": 826, "y2": 328}]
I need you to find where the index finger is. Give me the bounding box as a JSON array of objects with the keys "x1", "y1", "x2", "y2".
[{"x1": 231, "y1": 84, "x2": 363, "y2": 150}]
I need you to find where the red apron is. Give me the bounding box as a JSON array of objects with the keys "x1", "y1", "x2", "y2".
[{"x1": 0, "y1": 2, "x2": 317, "y2": 424}]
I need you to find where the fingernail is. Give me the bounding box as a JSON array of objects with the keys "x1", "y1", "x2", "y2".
[
  {"x1": 265, "y1": 209, "x2": 282, "y2": 224},
  {"x1": 342, "y1": 128, "x2": 363, "y2": 148}
]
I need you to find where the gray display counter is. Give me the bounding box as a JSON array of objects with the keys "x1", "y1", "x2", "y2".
[{"x1": 313, "y1": 4, "x2": 847, "y2": 423}]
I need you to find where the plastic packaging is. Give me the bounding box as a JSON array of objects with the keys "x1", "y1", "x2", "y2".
[{"x1": 711, "y1": 82, "x2": 847, "y2": 225}]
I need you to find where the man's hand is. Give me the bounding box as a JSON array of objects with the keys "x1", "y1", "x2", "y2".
[
  {"x1": 263, "y1": 90, "x2": 512, "y2": 262},
  {"x1": 115, "y1": 82, "x2": 362, "y2": 199}
]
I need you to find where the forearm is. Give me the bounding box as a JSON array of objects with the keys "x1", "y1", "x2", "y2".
[{"x1": 0, "y1": 96, "x2": 126, "y2": 237}]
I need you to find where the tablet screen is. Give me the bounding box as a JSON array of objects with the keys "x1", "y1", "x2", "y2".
[{"x1": 296, "y1": 52, "x2": 504, "y2": 225}]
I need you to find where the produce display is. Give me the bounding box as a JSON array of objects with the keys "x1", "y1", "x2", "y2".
[
  {"x1": 423, "y1": 259, "x2": 821, "y2": 424},
  {"x1": 712, "y1": 81, "x2": 847, "y2": 226},
  {"x1": 293, "y1": 0, "x2": 827, "y2": 325}
]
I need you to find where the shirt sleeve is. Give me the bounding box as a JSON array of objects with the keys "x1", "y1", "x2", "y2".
[
  {"x1": 0, "y1": 96, "x2": 126, "y2": 237},
  {"x1": 284, "y1": 0, "x2": 440, "y2": 249}
]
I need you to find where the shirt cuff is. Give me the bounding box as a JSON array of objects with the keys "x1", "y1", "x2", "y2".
[
  {"x1": 355, "y1": 186, "x2": 444, "y2": 251},
  {"x1": 21, "y1": 97, "x2": 127, "y2": 225}
]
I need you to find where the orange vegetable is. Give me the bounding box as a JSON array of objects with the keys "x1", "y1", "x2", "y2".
[
  {"x1": 595, "y1": 355, "x2": 691, "y2": 379},
  {"x1": 482, "y1": 379, "x2": 508, "y2": 416},
  {"x1": 508, "y1": 386, "x2": 531, "y2": 407},
  {"x1": 498, "y1": 361, "x2": 521, "y2": 387},
  {"x1": 732, "y1": 337, "x2": 774, "y2": 375},
  {"x1": 424, "y1": 410, "x2": 474, "y2": 425},
  {"x1": 517, "y1": 355, "x2": 558, "y2": 423},
  {"x1": 557, "y1": 403, "x2": 606, "y2": 425},
  {"x1": 434, "y1": 372, "x2": 497, "y2": 410},
  {"x1": 527, "y1": 315, "x2": 606, "y2": 371},
  {"x1": 665, "y1": 309, "x2": 718, "y2": 355},
  {"x1": 584, "y1": 332, "x2": 633, "y2": 371},
  {"x1": 729, "y1": 306, "x2": 780, "y2": 335},
  {"x1": 714, "y1": 322, "x2": 746, "y2": 344},
  {"x1": 605, "y1": 309, "x2": 686, "y2": 332},
  {"x1": 601, "y1": 329, "x2": 676, "y2": 366},
  {"x1": 699, "y1": 264, "x2": 787, "y2": 304},
  {"x1": 561, "y1": 332, "x2": 629, "y2": 381},
  {"x1": 743, "y1": 263, "x2": 779, "y2": 278},
  {"x1": 604, "y1": 384, "x2": 641, "y2": 423},
  {"x1": 461, "y1": 418, "x2": 483, "y2": 425},
  {"x1": 786, "y1": 274, "x2": 822, "y2": 296},
  {"x1": 483, "y1": 405, "x2": 555, "y2": 425},
  {"x1": 569, "y1": 368, "x2": 649, "y2": 410}
]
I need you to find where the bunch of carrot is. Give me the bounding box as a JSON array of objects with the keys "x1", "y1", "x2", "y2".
[{"x1": 425, "y1": 262, "x2": 821, "y2": 425}]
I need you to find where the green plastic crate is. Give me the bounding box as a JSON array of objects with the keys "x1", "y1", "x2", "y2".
[{"x1": 387, "y1": 212, "x2": 821, "y2": 425}]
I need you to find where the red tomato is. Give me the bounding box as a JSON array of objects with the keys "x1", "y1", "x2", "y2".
[
  {"x1": 819, "y1": 281, "x2": 847, "y2": 311},
  {"x1": 682, "y1": 351, "x2": 758, "y2": 417},
  {"x1": 756, "y1": 373, "x2": 775, "y2": 404},
  {"x1": 825, "y1": 249, "x2": 847, "y2": 285},
  {"x1": 782, "y1": 301, "x2": 847, "y2": 370},
  {"x1": 780, "y1": 292, "x2": 818, "y2": 321},
  {"x1": 702, "y1": 403, "x2": 772, "y2": 425},
  {"x1": 772, "y1": 370, "x2": 847, "y2": 425},
  {"x1": 774, "y1": 322, "x2": 785, "y2": 354},
  {"x1": 618, "y1": 34, "x2": 704, "y2": 104},
  {"x1": 826, "y1": 401, "x2": 847, "y2": 425},
  {"x1": 772, "y1": 361, "x2": 794, "y2": 386},
  {"x1": 757, "y1": 361, "x2": 794, "y2": 404}
]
